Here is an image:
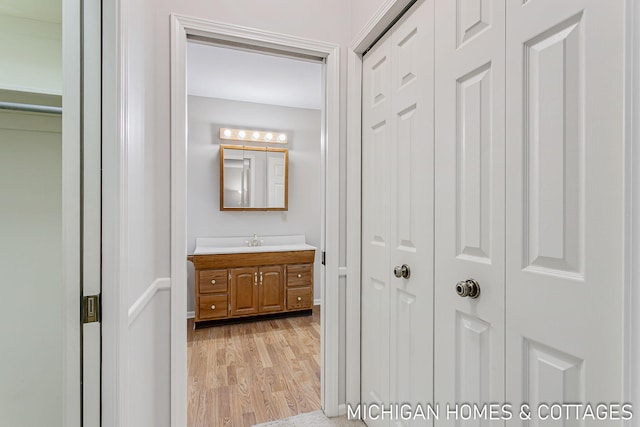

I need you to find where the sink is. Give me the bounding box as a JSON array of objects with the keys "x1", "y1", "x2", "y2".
[{"x1": 193, "y1": 235, "x2": 316, "y2": 255}]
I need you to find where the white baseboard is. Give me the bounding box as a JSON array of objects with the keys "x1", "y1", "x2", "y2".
[
  {"x1": 187, "y1": 311, "x2": 195, "y2": 319},
  {"x1": 314, "y1": 299, "x2": 322, "y2": 307},
  {"x1": 338, "y1": 403, "x2": 347, "y2": 416},
  {"x1": 128, "y1": 277, "x2": 171, "y2": 326}
]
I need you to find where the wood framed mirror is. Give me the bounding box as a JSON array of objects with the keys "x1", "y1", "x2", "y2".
[{"x1": 219, "y1": 145, "x2": 289, "y2": 211}]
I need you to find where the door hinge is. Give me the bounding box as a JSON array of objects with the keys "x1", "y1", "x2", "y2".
[
  {"x1": 322, "y1": 251, "x2": 326, "y2": 266},
  {"x1": 82, "y1": 294, "x2": 101, "y2": 324}
]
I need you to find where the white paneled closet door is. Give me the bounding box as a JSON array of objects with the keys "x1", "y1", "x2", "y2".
[
  {"x1": 362, "y1": 0, "x2": 627, "y2": 424},
  {"x1": 505, "y1": 0, "x2": 626, "y2": 420},
  {"x1": 361, "y1": 0, "x2": 435, "y2": 425},
  {"x1": 433, "y1": 0, "x2": 506, "y2": 423},
  {"x1": 362, "y1": 32, "x2": 392, "y2": 425}
]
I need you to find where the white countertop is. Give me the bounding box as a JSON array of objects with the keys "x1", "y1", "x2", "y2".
[{"x1": 192, "y1": 235, "x2": 316, "y2": 255}]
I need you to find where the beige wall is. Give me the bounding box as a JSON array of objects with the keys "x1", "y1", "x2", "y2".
[
  {"x1": 0, "y1": 2, "x2": 63, "y2": 424},
  {"x1": 0, "y1": 14, "x2": 62, "y2": 94},
  {"x1": 0, "y1": 110, "x2": 62, "y2": 426}
]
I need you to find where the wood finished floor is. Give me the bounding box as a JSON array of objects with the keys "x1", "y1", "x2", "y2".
[{"x1": 187, "y1": 307, "x2": 321, "y2": 427}]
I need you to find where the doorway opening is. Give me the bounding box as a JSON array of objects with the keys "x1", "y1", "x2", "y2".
[
  {"x1": 170, "y1": 15, "x2": 341, "y2": 426},
  {"x1": 185, "y1": 40, "x2": 323, "y2": 425}
]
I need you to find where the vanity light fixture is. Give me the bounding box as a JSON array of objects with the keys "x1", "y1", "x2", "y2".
[{"x1": 219, "y1": 127, "x2": 288, "y2": 144}]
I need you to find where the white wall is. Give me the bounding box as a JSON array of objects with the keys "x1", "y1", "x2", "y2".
[
  {"x1": 116, "y1": 0, "x2": 171, "y2": 425},
  {"x1": 0, "y1": 110, "x2": 62, "y2": 426},
  {"x1": 128, "y1": 287, "x2": 171, "y2": 427},
  {"x1": 349, "y1": 0, "x2": 388, "y2": 40},
  {"x1": 0, "y1": 14, "x2": 62, "y2": 95},
  {"x1": 187, "y1": 96, "x2": 323, "y2": 310}
]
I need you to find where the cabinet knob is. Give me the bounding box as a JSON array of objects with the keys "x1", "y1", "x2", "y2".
[
  {"x1": 297, "y1": 273, "x2": 302, "y2": 278},
  {"x1": 211, "y1": 279, "x2": 216, "y2": 284},
  {"x1": 297, "y1": 296, "x2": 302, "y2": 302},
  {"x1": 211, "y1": 305, "x2": 216, "y2": 310}
]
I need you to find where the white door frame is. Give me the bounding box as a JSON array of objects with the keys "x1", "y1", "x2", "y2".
[
  {"x1": 61, "y1": 0, "x2": 81, "y2": 424},
  {"x1": 169, "y1": 15, "x2": 342, "y2": 426},
  {"x1": 626, "y1": 0, "x2": 640, "y2": 418},
  {"x1": 345, "y1": 0, "x2": 639, "y2": 411}
]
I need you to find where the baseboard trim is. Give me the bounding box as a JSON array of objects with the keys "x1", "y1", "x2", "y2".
[
  {"x1": 128, "y1": 278, "x2": 171, "y2": 326},
  {"x1": 187, "y1": 311, "x2": 195, "y2": 319},
  {"x1": 338, "y1": 403, "x2": 347, "y2": 416},
  {"x1": 314, "y1": 299, "x2": 322, "y2": 307}
]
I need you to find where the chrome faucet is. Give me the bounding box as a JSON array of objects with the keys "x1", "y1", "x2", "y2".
[{"x1": 249, "y1": 234, "x2": 262, "y2": 247}]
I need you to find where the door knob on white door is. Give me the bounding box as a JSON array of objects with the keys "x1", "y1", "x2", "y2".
[
  {"x1": 393, "y1": 264, "x2": 411, "y2": 279},
  {"x1": 456, "y1": 279, "x2": 480, "y2": 299}
]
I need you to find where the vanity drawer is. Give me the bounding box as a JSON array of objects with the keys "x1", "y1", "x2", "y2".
[
  {"x1": 287, "y1": 287, "x2": 313, "y2": 310},
  {"x1": 287, "y1": 264, "x2": 313, "y2": 287},
  {"x1": 198, "y1": 295, "x2": 228, "y2": 320},
  {"x1": 198, "y1": 269, "x2": 228, "y2": 294}
]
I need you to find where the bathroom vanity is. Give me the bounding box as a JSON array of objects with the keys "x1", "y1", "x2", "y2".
[{"x1": 188, "y1": 235, "x2": 315, "y2": 327}]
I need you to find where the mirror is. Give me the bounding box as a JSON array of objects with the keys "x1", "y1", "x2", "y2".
[{"x1": 220, "y1": 145, "x2": 288, "y2": 211}]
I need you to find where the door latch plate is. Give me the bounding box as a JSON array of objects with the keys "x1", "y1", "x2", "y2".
[{"x1": 83, "y1": 294, "x2": 101, "y2": 324}]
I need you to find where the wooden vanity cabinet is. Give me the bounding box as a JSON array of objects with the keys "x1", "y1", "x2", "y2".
[{"x1": 188, "y1": 250, "x2": 314, "y2": 326}]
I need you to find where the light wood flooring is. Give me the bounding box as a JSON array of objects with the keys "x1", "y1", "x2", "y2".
[{"x1": 188, "y1": 307, "x2": 321, "y2": 427}]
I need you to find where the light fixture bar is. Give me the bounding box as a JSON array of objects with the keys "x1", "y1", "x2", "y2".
[{"x1": 219, "y1": 127, "x2": 288, "y2": 144}]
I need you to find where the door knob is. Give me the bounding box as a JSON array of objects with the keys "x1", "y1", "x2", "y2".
[
  {"x1": 456, "y1": 279, "x2": 480, "y2": 299},
  {"x1": 393, "y1": 264, "x2": 411, "y2": 279}
]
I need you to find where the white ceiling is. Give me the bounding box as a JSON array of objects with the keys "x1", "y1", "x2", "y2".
[
  {"x1": 0, "y1": 0, "x2": 61, "y2": 23},
  {"x1": 187, "y1": 42, "x2": 323, "y2": 110}
]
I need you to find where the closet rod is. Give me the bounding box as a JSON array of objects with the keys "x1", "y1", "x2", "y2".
[{"x1": 0, "y1": 101, "x2": 62, "y2": 115}]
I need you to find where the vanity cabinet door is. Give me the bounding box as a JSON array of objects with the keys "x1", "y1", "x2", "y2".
[
  {"x1": 259, "y1": 265, "x2": 285, "y2": 313},
  {"x1": 230, "y1": 267, "x2": 259, "y2": 316}
]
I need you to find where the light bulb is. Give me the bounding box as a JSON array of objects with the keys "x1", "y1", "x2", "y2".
[
  {"x1": 278, "y1": 133, "x2": 287, "y2": 142},
  {"x1": 238, "y1": 130, "x2": 246, "y2": 138},
  {"x1": 265, "y1": 132, "x2": 273, "y2": 140},
  {"x1": 223, "y1": 129, "x2": 231, "y2": 137},
  {"x1": 252, "y1": 131, "x2": 260, "y2": 139}
]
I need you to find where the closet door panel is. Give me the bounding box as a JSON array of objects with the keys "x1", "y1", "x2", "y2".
[
  {"x1": 434, "y1": 0, "x2": 505, "y2": 422},
  {"x1": 505, "y1": 0, "x2": 626, "y2": 418},
  {"x1": 361, "y1": 32, "x2": 392, "y2": 427},
  {"x1": 389, "y1": 0, "x2": 435, "y2": 421},
  {"x1": 361, "y1": 2, "x2": 435, "y2": 425}
]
